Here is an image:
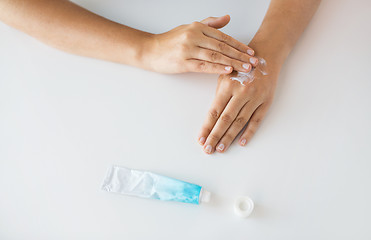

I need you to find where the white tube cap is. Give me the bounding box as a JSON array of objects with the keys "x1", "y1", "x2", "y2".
[
  {"x1": 234, "y1": 196, "x2": 254, "y2": 218},
  {"x1": 199, "y1": 188, "x2": 211, "y2": 203}
]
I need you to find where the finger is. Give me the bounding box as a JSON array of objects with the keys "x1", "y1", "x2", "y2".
[
  {"x1": 186, "y1": 59, "x2": 233, "y2": 74},
  {"x1": 200, "y1": 15, "x2": 230, "y2": 29},
  {"x1": 196, "y1": 48, "x2": 252, "y2": 73},
  {"x1": 198, "y1": 93, "x2": 232, "y2": 146},
  {"x1": 215, "y1": 101, "x2": 259, "y2": 153},
  {"x1": 203, "y1": 96, "x2": 248, "y2": 154},
  {"x1": 239, "y1": 103, "x2": 270, "y2": 146},
  {"x1": 201, "y1": 27, "x2": 255, "y2": 57},
  {"x1": 202, "y1": 34, "x2": 257, "y2": 64},
  {"x1": 198, "y1": 38, "x2": 258, "y2": 69}
]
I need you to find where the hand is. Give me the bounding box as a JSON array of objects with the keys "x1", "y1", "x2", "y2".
[
  {"x1": 143, "y1": 15, "x2": 259, "y2": 74},
  {"x1": 197, "y1": 57, "x2": 280, "y2": 154}
]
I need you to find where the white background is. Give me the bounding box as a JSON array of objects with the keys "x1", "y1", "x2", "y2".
[{"x1": 1, "y1": 0, "x2": 370, "y2": 239}]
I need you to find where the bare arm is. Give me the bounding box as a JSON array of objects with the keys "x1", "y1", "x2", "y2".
[
  {"x1": 0, "y1": 0, "x2": 257, "y2": 74},
  {"x1": 198, "y1": 0, "x2": 321, "y2": 154},
  {"x1": 0, "y1": 0, "x2": 148, "y2": 67},
  {"x1": 250, "y1": 0, "x2": 322, "y2": 68}
]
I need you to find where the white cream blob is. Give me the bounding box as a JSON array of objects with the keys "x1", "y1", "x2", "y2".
[{"x1": 231, "y1": 57, "x2": 268, "y2": 85}]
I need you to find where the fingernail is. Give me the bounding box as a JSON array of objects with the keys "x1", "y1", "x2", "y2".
[
  {"x1": 242, "y1": 63, "x2": 251, "y2": 71},
  {"x1": 204, "y1": 145, "x2": 212, "y2": 154},
  {"x1": 224, "y1": 66, "x2": 232, "y2": 72},
  {"x1": 240, "y1": 139, "x2": 247, "y2": 146},
  {"x1": 198, "y1": 137, "x2": 206, "y2": 145},
  {"x1": 250, "y1": 57, "x2": 258, "y2": 65},
  {"x1": 217, "y1": 143, "x2": 225, "y2": 152},
  {"x1": 247, "y1": 49, "x2": 254, "y2": 56}
]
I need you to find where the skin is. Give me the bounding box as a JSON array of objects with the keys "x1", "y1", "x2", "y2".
[
  {"x1": 0, "y1": 0, "x2": 321, "y2": 154},
  {"x1": 198, "y1": 0, "x2": 322, "y2": 154},
  {"x1": 143, "y1": 18, "x2": 258, "y2": 74},
  {"x1": 0, "y1": 0, "x2": 257, "y2": 74}
]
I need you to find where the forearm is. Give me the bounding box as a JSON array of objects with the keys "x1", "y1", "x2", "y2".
[
  {"x1": 0, "y1": 0, "x2": 151, "y2": 67},
  {"x1": 249, "y1": 0, "x2": 321, "y2": 69}
]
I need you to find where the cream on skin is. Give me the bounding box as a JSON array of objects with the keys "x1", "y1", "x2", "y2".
[
  {"x1": 198, "y1": 0, "x2": 322, "y2": 154},
  {"x1": 231, "y1": 57, "x2": 268, "y2": 85}
]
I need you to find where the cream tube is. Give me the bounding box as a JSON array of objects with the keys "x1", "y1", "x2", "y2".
[{"x1": 102, "y1": 165, "x2": 211, "y2": 205}]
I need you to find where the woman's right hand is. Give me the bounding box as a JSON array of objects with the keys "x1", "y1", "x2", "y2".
[{"x1": 142, "y1": 15, "x2": 259, "y2": 74}]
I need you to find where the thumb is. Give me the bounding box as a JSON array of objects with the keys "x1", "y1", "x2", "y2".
[{"x1": 200, "y1": 15, "x2": 231, "y2": 29}]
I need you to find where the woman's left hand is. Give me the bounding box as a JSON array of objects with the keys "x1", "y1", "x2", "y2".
[{"x1": 198, "y1": 59, "x2": 280, "y2": 154}]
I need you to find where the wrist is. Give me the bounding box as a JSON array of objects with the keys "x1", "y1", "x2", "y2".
[
  {"x1": 248, "y1": 31, "x2": 292, "y2": 73},
  {"x1": 133, "y1": 32, "x2": 155, "y2": 70},
  {"x1": 116, "y1": 26, "x2": 154, "y2": 70},
  {"x1": 249, "y1": 41, "x2": 285, "y2": 73}
]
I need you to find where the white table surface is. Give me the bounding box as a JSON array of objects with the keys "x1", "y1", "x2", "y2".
[{"x1": 1, "y1": 0, "x2": 371, "y2": 239}]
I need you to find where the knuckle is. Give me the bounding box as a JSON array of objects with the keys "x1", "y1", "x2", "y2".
[
  {"x1": 253, "y1": 117, "x2": 262, "y2": 124},
  {"x1": 247, "y1": 128, "x2": 256, "y2": 136},
  {"x1": 209, "y1": 51, "x2": 219, "y2": 61},
  {"x1": 178, "y1": 44, "x2": 188, "y2": 54},
  {"x1": 241, "y1": 86, "x2": 253, "y2": 95},
  {"x1": 202, "y1": 127, "x2": 212, "y2": 133},
  {"x1": 208, "y1": 109, "x2": 220, "y2": 120},
  {"x1": 258, "y1": 90, "x2": 266, "y2": 99},
  {"x1": 231, "y1": 59, "x2": 241, "y2": 68},
  {"x1": 248, "y1": 85, "x2": 257, "y2": 93},
  {"x1": 220, "y1": 80, "x2": 233, "y2": 92},
  {"x1": 237, "y1": 52, "x2": 246, "y2": 61},
  {"x1": 218, "y1": 42, "x2": 227, "y2": 51},
  {"x1": 221, "y1": 114, "x2": 232, "y2": 124},
  {"x1": 223, "y1": 133, "x2": 234, "y2": 141},
  {"x1": 210, "y1": 64, "x2": 219, "y2": 72},
  {"x1": 221, "y1": 33, "x2": 230, "y2": 42},
  {"x1": 190, "y1": 21, "x2": 201, "y2": 28},
  {"x1": 197, "y1": 61, "x2": 207, "y2": 71},
  {"x1": 182, "y1": 31, "x2": 194, "y2": 41},
  {"x1": 235, "y1": 116, "x2": 246, "y2": 125},
  {"x1": 208, "y1": 133, "x2": 220, "y2": 141}
]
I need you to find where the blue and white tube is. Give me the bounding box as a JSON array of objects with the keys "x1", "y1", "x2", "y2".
[{"x1": 101, "y1": 165, "x2": 211, "y2": 204}]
